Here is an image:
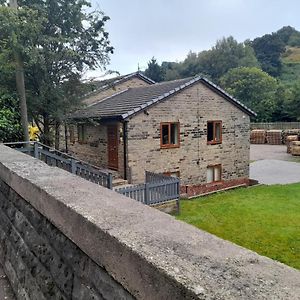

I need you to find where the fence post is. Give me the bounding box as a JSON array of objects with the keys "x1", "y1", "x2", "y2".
[
  {"x1": 34, "y1": 142, "x2": 39, "y2": 159},
  {"x1": 107, "y1": 173, "x2": 113, "y2": 190},
  {"x1": 71, "y1": 159, "x2": 77, "y2": 174},
  {"x1": 144, "y1": 183, "x2": 150, "y2": 205},
  {"x1": 176, "y1": 180, "x2": 180, "y2": 215}
]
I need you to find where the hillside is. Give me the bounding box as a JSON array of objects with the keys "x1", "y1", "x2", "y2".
[{"x1": 281, "y1": 46, "x2": 300, "y2": 82}]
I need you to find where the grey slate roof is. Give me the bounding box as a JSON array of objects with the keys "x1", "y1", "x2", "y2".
[{"x1": 70, "y1": 76, "x2": 256, "y2": 120}]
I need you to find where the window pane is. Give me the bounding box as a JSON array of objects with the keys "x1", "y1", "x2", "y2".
[
  {"x1": 162, "y1": 125, "x2": 169, "y2": 145},
  {"x1": 170, "y1": 123, "x2": 178, "y2": 145},
  {"x1": 214, "y1": 166, "x2": 221, "y2": 181},
  {"x1": 207, "y1": 167, "x2": 214, "y2": 183},
  {"x1": 207, "y1": 122, "x2": 214, "y2": 142},
  {"x1": 215, "y1": 122, "x2": 221, "y2": 142}
]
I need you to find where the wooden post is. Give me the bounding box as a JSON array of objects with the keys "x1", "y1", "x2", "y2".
[
  {"x1": 144, "y1": 183, "x2": 150, "y2": 205},
  {"x1": 107, "y1": 173, "x2": 113, "y2": 190},
  {"x1": 34, "y1": 142, "x2": 39, "y2": 159},
  {"x1": 71, "y1": 159, "x2": 77, "y2": 174}
]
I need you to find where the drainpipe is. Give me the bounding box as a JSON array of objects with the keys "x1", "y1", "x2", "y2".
[{"x1": 123, "y1": 121, "x2": 128, "y2": 180}]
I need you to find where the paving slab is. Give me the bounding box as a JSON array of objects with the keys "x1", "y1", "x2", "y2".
[{"x1": 250, "y1": 159, "x2": 300, "y2": 185}]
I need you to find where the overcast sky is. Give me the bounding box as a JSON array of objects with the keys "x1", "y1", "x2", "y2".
[{"x1": 88, "y1": 0, "x2": 300, "y2": 78}]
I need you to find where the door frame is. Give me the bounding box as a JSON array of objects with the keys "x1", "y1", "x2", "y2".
[{"x1": 107, "y1": 124, "x2": 119, "y2": 170}]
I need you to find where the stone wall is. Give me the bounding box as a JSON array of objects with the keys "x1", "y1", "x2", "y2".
[
  {"x1": 68, "y1": 123, "x2": 108, "y2": 168},
  {"x1": 0, "y1": 145, "x2": 299, "y2": 299},
  {"x1": 127, "y1": 81, "x2": 250, "y2": 194}
]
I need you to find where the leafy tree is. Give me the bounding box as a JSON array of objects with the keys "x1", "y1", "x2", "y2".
[
  {"x1": 220, "y1": 67, "x2": 279, "y2": 121},
  {"x1": 0, "y1": 92, "x2": 22, "y2": 142},
  {"x1": 0, "y1": 0, "x2": 113, "y2": 145},
  {"x1": 251, "y1": 33, "x2": 285, "y2": 77},
  {"x1": 285, "y1": 81, "x2": 300, "y2": 121},
  {"x1": 144, "y1": 57, "x2": 164, "y2": 82},
  {"x1": 0, "y1": 3, "x2": 43, "y2": 141},
  {"x1": 155, "y1": 37, "x2": 259, "y2": 83}
]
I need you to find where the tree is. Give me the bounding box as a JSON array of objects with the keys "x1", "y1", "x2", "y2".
[
  {"x1": 156, "y1": 37, "x2": 259, "y2": 83},
  {"x1": 220, "y1": 67, "x2": 279, "y2": 121},
  {"x1": 285, "y1": 81, "x2": 300, "y2": 121},
  {"x1": 251, "y1": 33, "x2": 285, "y2": 77},
  {"x1": 144, "y1": 57, "x2": 164, "y2": 82},
  {"x1": 1, "y1": 0, "x2": 113, "y2": 146},
  {"x1": 0, "y1": 2, "x2": 42, "y2": 141},
  {"x1": 0, "y1": 92, "x2": 22, "y2": 142}
]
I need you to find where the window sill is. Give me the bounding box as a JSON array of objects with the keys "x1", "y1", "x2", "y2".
[
  {"x1": 160, "y1": 144, "x2": 180, "y2": 149},
  {"x1": 207, "y1": 141, "x2": 222, "y2": 145},
  {"x1": 206, "y1": 180, "x2": 223, "y2": 187}
]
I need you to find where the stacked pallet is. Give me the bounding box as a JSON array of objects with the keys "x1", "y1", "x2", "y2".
[
  {"x1": 286, "y1": 135, "x2": 298, "y2": 153},
  {"x1": 250, "y1": 130, "x2": 266, "y2": 144},
  {"x1": 282, "y1": 129, "x2": 300, "y2": 144},
  {"x1": 291, "y1": 141, "x2": 300, "y2": 156},
  {"x1": 266, "y1": 130, "x2": 283, "y2": 145}
]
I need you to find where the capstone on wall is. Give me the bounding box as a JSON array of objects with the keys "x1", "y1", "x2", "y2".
[{"x1": 126, "y1": 82, "x2": 250, "y2": 192}]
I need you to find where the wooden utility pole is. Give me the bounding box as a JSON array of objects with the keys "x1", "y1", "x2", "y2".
[{"x1": 9, "y1": 0, "x2": 30, "y2": 142}]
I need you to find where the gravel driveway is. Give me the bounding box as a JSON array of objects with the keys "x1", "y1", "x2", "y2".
[{"x1": 250, "y1": 145, "x2": 300, "y2": 184}]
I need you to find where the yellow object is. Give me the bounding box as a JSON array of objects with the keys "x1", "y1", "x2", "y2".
[{"x1": 28, "y1": 125, "x2": 40, "y2": 141}]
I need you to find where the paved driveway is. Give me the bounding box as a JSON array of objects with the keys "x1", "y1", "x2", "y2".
[
  {"x1": 250, "y1": 145, "x2": 300, "y2": 184},
  {"x1": 250, "y1": 159, "x2": 300, "y2": 185}
]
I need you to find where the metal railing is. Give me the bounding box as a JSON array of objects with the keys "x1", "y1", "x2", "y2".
[
  {"x1": 4, "y1": 141, "x2": 113, "y2": 189},
  {"x1": 115, "y1": 171, "x2": 180, "y2": 212}
]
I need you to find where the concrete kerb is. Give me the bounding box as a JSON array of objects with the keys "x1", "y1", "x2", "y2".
[{"x1": 0, "y1": 145, "x2": 300, "y2": 299}]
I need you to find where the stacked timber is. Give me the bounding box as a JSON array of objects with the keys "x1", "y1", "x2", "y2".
[
  {"x1": 286, "y1": 135, "x2": 299, "y2": 153},
  {"x1": 291, "y1": 141, "x2": 300, "y2": 156},
  {"x1": 282, "y1": 129, "x2": 300, "y2": 144},
  {"x1": 250, "y1": 130, "x2": 266, "y2": 144},
  {"x1": 266, "y1": 130, "x2": 283, "y2": 145}
]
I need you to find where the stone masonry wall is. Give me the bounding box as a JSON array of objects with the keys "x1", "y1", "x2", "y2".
[
  {"x1": 0, "y1": 145, "x2": 299, "y2": 299},
  {"x1": 83, "y1": 77, "x2": 151, "y2": 106},
  {"x1": 68, "y1": 122, "x2": 125, "y2": 177},
  {"x1": 68, "y1": 123, "x2": 108, "y2": 168},
  {"x1": 0, "y1": 178, "x2": 132, "y2": 300},
  {"x1": 127, "y1": 82, "x2": 250, "y2": 191}
]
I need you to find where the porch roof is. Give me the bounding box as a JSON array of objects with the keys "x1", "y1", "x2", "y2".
[{"x1": 69, "y1": 76, "x2": 256, "y2": 120}]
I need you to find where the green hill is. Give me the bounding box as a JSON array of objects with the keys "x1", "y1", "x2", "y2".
[{"x1": 281, "y1": 46, "x2": 300, "y2": 83}]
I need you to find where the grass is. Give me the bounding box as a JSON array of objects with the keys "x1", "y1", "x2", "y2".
[{"x1": 177, "y1": 184, "x2": 300, "y2": 269}]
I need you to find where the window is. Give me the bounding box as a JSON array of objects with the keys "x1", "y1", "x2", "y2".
[
  {"x1": 77, "y1": 124, "x2": 86, "y2": 143},
  {"x1": 160, "y1": 122, "x2": 180, "y2": 148},
  {"x1": 207, "y1": 164, "x2": 222, "y2": 183},
  {"x1": 207, "y1": 121, "x2": 222, "y2": 144}
]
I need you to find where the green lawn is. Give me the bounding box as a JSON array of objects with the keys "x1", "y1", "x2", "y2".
[{"x1": 177, "y1": 184, "x2": 300, "y2": 270}]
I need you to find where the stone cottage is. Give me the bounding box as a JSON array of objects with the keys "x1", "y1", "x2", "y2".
[{"x1": 68, "y1": 76, "x2": 255, "y2": 197}]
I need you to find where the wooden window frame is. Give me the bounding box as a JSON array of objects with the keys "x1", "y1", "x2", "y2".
[
  {"x1": 160, "y1": 122, "x2": 180, "y2": 149},
  {"x1": 207, "y1": 120, "x2": 222, "y2": 145},
  {"x1": 207, "y1": 164, "x2": 222, "y2": 183}
]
